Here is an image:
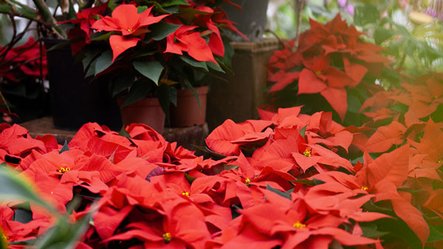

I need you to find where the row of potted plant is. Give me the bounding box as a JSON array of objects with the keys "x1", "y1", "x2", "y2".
[{"x1": 1, "y1": 0, "x2": 258, "y2": 131}]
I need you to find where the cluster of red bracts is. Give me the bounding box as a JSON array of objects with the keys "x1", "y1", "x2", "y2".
[
  {"x1": 0, "y1": 102, "x2": 439, "y2": 248},
  {"x1": 67, "y1": 1, "x2": 242, "y2": 63},
  {"x1": 267, "y1": 15, "x2": 389, "y2": 120}
]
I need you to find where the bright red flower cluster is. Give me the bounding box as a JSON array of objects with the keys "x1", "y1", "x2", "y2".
[
  {"x1": 68, "y1": 1, "x2": 241, "y2": 64},
  {"x1": 267, "y1": 15, "x2": 389, "y2": 120},
  {"x1": 1, "y1": 100, "x2": 439, "y2": 248}
]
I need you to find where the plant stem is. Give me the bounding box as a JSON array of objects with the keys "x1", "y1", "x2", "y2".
[{"x1": 31, "y1": 0, "x2": 67, "y2": 39}]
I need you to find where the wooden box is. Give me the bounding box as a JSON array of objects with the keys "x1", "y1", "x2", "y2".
[{"x1": 206, "y1": 38, "x2": 280, "y2": 130}]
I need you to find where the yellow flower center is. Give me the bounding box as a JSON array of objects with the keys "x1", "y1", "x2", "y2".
[
  {"x1": 361, "y1": 186, "x2": 369, "y2": 191},
  {"x1": 315, "y1": 70, "x2": 322, "y2": 76},
  {"x1": 438, "y1": 159, "x2": 442, "y2": 164},
  {"x1": 303, "y1": 148, "x2": 312, "y2": 157},
  {"x1": 127, "y1": 28, "x2": 132, "y2": 32},
  {"x1": 163, "y1": 232, "x2": 172, "y2": 243},
  {"x1": 57, "y1": 167, "x2": 71, "y2": 174},
  {"x1": 181, "y1": 191, "x2": 190, "y2": 197},
  {"x1": 245, "y1": 177, "x2": 251, "y2": 186},
  {"x1": 293, "y1": 221, "x2": 306, "y2": 229}
]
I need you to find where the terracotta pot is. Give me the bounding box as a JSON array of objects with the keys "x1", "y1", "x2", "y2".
[
  {"x1": 170, "y1": 86, "x2": 209, "y2": 127},
  {"x1": 119, "y1": 97, "x2": 165, "y2": 133}
]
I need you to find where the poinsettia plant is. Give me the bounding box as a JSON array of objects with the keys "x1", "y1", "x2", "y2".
[
  {"x1": 61, "y1": 0, "x2": 242, "y2": 110},
  {"x1": 265, "y1": 14, "x2": 390, "y2": 125}
]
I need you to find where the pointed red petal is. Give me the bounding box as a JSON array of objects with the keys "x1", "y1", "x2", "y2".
[
  {"x1": 368, "y1": 145, "x2": 409, "y2": 187},
  {"x1": 375, "y1": 180, "x2": 429, "y2": 246},
  {"x1": 270, "y1": 72, "x2": 300, "y2": 92},
  {"x1": 138, "y1": 6, "x2": 168, "y2": 27},
  {"x1": 344, "y1": 58, "x2": 368, "y2": 86},
  {"x1": 94, "y1": 205, "x2": 132, "y2": 239},
  {"x1": 366, "y1": 121, "x2": 406, "y2": 153},
  {"x1": 109, "y1": 35, "x2": 139, "y2": 61},
  {"x1": 183, "y1": 32, "x2": 216, "y2": 63},
  {"x1": 91, "y1": 16, "x2": 120, "y2": 32},
  {"x1": 207, "y1": 20, "x2": 224, "y2": 57},
  {"x1": 320, "y1": 87, "x2": 347, "y2": 120},
  {"x1": 298, "y1": 69, "x2": 327, "y2": 94},
  {"x1": 205, "y1": 119, "x2": 245, "y2": 156}
]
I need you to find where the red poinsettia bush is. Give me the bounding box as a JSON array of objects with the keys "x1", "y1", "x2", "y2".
[
  {"x1": 265, "y1": 14, "x2": 389, "y2": 124},
  {"x1": 1, "y1": 102, "x2": 441, "y2": 248},
  {"x1": 61, "y1": 0, "x2": 242, "y2": 107}
]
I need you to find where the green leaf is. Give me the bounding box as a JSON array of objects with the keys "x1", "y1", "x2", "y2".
[
  {"x1": 431, "y1": 104, "x2": 443, "y2": 122},
  {"x1": 180, "y1": 56, "x2": 208, "y2": 71},
  {"x1": 34, "y1": 210, "x2": 92, "y2": 249},
  {"x1": 0, "y1": 4, "x2": 12, "y2": 13},
  {"x1": 147, "y1": 0, "x2": 188, "y2": 12},
  {"x1": 82, "y1": 51, "x2": 98, "y2": 78},
  {"x1": 94, "y1": 51, "x2": 113, "y2": 76},
  {"x1": 160, "y1": 0, "x2": 188, "y2": 7},
  {"x1": 90, "y1": 32, "x2": 111, "y2": 41},
  {"x1": 137, "y1": 6, "x2": 147, "y2": 13},
  {"x1": 149, "y1": 22, "x2": 180, "y2": 41},
  {"x1": 360, "y1": 222, "x2": 390, "y2": 238},
  {"x1": 107, "y1": 0, "x2": 117, "y2": 10},
  {"x1": 374, "y1": 27, "x2": 394, "y2": 45},
  {"x1": 292, "y1": 178, "x2": 324, "y2": 186},
  {"x1": 0, "y1": 227, "x2": 7, "y2": 249},
  {"x1": 347, "y1": 93, "x2": 361, "y2": 114},
  {"x1": 14, "y1": 206, "x2": 32, "y2": 223},
  {"x1": 121, "y1": 81, "x2": 154, "y2": 107},
  {"x1": 119, "y1": 128, "x2": 131, "y2": 138},
  {"x1": 354, "y1": 4, "x2": 380, "y2": 26},
  {"x1": 191, "y1": 145, "x2": 227, "y2": 159},
  {"x1": 428, "y1": 223, "x2": 443, "y2": 243},
  {"x1": 266, "y1": 185, "x2": 292, "y2": 200},
  {"x1": 184, "y1": 173, "x2": 195, "y2": 184},
  {"x1": 157, "y1": 84, "x2": 176, "y2": 116},
  {"x1": 133, "y1": 61, "x2": 164, "y2": 85},
  {"x1": 59, "y1": 141, "x2": 69, "y2": 153},
  {"x1": 0, "y1": 165, "x2": 56, "y2": 213},
  {"x1": 390, "y1": 103, "x2": 408, "y2": 114},
  {"x1": 299, "y1": 126, "x2": 307, "y2": 137},
  {"x1": 109, "y1": 74, "x2": 133, "y2": 98},
  {"x1": 372, "y1": 214, "x2": 422, "y2": 249},
  {"x1": 207, "y1": 61, "x2": 225, "y2": 73}
]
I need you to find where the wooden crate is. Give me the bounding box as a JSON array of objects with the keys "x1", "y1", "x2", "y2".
[{"x1": 206, "y1": 38, "x2": 280, "y2": 130}]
